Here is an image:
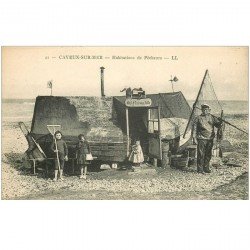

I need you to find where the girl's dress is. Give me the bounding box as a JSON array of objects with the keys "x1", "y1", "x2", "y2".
[
  {"x1": 129, "y1": 144, "x2": 144, "y2": 163},
  {"x1": 75, "y1": 140, "x2": 90, "y2": 165}
]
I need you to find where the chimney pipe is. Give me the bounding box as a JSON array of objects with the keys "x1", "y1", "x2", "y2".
[{"x1": 100, "y1": 66, "x2": 105, "y2": 97}]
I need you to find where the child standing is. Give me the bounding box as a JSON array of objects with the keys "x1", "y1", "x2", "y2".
[
  {"x1": 129, "y1": 140, "x2": 144, "y2": 167},
  {"x1": 50, "y1": 131, "x2": 68, "y2": 181},
  {"x1": 76, "y1": 134, "x2": 91, "y2": 179}
]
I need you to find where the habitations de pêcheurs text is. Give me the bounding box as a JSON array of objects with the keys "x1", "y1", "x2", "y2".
[
  {"x1": 111, "y1": 56, "x2": 165, "y2": 60},
  {"x1": 56, "y1": 55, "x2": 177, "y2": 60}
]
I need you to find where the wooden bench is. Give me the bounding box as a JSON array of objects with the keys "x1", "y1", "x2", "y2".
[
  {"x1": 28, "y1": 157, "x2": 77, "y2": 175},
  {"x1": 28, "y1": 156, "x2": 98, "y2": 176}
]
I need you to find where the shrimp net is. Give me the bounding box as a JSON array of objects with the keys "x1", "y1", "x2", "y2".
[{"x1": 183, "y1": 70, "x2": 224, "y2": 139}]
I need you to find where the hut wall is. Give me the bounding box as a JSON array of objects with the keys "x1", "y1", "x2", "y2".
[{"x1": 31, "y1": 96, "x2": 127, "y2": 162}]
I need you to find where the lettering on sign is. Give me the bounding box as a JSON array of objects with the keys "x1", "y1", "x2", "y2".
[{"x1": 125, "y1": 98, "x2": 152, "y2": 107}]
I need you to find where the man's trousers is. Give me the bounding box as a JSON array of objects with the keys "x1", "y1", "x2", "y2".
[{"x1": 197, "y1": 139, "x2": 213, "y2": 172}]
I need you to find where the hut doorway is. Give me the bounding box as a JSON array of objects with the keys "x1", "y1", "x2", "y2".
[
  {"x1": 128, "y1": 107, "x2": 148, "y2": 155},
  {"x1": 126, "y1": 106, "x2": 162, "y2": 160}
]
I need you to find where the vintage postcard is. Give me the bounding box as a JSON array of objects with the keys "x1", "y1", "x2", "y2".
[{"x1": 1, "y1": 46, "x2": 248, "y2": 200}]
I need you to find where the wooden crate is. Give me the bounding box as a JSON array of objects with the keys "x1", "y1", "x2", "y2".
[
  {"x1": 186, "y1": 145, "x2": 197, "y2": 159},
  {"x1": 170, "y1": 153, "x2": 189, "y2": 169}
]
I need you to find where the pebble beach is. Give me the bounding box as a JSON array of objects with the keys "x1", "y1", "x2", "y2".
[{"x1": 1, "y1": 112, "x2": 248, "y2": 200}]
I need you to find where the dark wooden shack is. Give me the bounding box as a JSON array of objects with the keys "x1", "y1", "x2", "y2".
[{"x1": 30, "y1": 92, "x2": 191, "y2": 164}]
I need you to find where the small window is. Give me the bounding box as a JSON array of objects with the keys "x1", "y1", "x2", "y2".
[{"x1": 148, "y1": 109, "x2": 159, "y2": 133}]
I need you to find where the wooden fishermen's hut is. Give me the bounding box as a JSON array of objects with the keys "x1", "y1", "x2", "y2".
[{"x1": 29, "y1": 91, "x2": 191, "y2": 167}]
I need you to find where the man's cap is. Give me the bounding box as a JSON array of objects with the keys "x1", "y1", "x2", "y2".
[{"x1": 201, "y1": 104, "x2": 210, "y2": 109}]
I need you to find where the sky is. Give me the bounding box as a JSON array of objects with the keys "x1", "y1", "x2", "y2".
[{"x1": 2, "y1": 46, "x2": 248, "y2": 100}]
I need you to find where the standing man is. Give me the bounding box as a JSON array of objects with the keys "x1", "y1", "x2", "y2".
[{"x1": 192, "y1": 104, "x2": 223, "y2": 173}]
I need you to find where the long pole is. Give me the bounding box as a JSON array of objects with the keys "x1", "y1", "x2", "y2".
[
  {"x1": 53, "y1": 127, "x2": 61, "y2": 171},
  {"x1": 157, "y1": 106, "x2": 162, "y2": 160},
  {"x1": 126, "y1": 108, "x2": 130, "y2": 157},
  {"x1": 183, "y1": 69, "x2": 209, "y2": 138},
  {"x1": 195, "y1": 107, "x2": 248, "y2": 135},
  {"x1": 221, "y1": 118, "x2": 248, "y2": 134}
]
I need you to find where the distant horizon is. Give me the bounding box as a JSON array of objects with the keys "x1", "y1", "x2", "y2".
[{"x1": 2, "y1": 97, "x2": 248, "y2": 102}]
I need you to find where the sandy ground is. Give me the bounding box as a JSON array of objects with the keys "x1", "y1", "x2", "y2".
[{"x1": 1, "y1": 116, "x2": 249, "y2": 200}]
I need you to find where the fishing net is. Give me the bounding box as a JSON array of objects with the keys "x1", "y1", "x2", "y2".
[{"x1": 183, "y1": 70, "x2": 223, "y2": 138}]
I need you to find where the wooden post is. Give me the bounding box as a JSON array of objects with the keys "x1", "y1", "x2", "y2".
[
  {"x1": 126, "y1": 107, "x2": 130, "y2": 157},
  {"x1": 153, "y1": 158, "x2": 157, "y2": 167},
  {"x1": 45, "y1": 158, "x2": 48, "y2": 178},
  {"x1": 157, "y1": 106, "x2": 162, "y2": 160},
  {"x1": 162, "y1": 142, "x2": 170, "y2": 169},
  {"x1": 148, "y1": 108, "x2": 151, "y2": 133},
  {"x1": 72, "y1": 158, "x2": 75, "y2": 174},
  {"x1": 32, "y1": 159, "x2": 36, "y2": 174},
  {"x1": 185, "y1": 151, "x2": 190, "y2": 168}
]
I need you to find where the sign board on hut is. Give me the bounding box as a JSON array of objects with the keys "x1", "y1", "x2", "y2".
[{"x1": 125, "y1": 98, "x2": 152, "y2": 107}]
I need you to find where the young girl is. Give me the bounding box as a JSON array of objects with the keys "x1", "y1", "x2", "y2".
[
  {"x1": 50, "y1": 131, "x2": 68, "y2": 181},
  {"x1": 129, "y1": 140, "x2": 144, "y2": 167},
  {"x1": 75, "y1": 134, "x2": 91, "y2": 179}
]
